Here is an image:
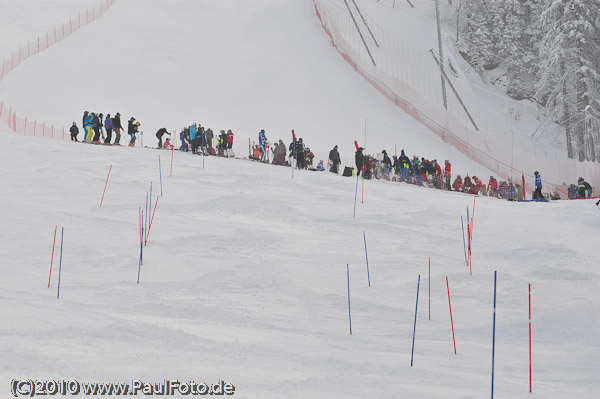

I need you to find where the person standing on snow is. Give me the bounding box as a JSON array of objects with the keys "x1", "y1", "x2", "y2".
[
  {"x1": 128, "y1": 117, "x2": 139, "y2": 147},
  {"x1": 355, "y1": 147, "x2": 366, "y2": 176},
  {"x1": 104, "y1": 114, "x2": 113, "y2": 144},
  {"x1": 92, "y1": 113, "x2": 103, "y2": 143},
  {"x1": 577, "y1": 177, "x2": 593, "y2": 198},
  {"x1": 295, "y1": 138, "x2": 306, "y2": 169},
  {"x1": 533, "y1": 171, "x2": 543, "y2": 199},
  {"x1": 273, "y1": 139, "x2": 286, "y2": 165},
  {"x1": 70, "y1": 122, "x2": 79, "y2": 142},
  {"x1": 329, "y1": 145, "x2": 341, "y2": 174},
  {"x1": 205, "y1": 128, "x2": 214, "y2": 148},
  {"x1": 156, "y1": 127, "x2": 170, "y2": 149},
  {"x1": 112, "y1": 112, "x2": 123, "y2": 145},
  {"x1": 189, "y1": 124, "x2": 198, "y2": 154},
  {"x1": 444, "y1": 160, "x2": 452, "y2": 190},
  {"x1": 227, "y1": 130, "x2": 234, "y2": 150},
  {"x1": 258, "y1": 129, "x2": 268, "y2": 161},
  {"x1": 398, "y1": 150, "x2": 410, "y2": 182},
  {"x1": 82, "y1": 111, "x2": 89, "y2": 142}
]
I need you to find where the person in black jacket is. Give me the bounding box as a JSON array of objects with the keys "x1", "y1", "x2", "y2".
[
  {"x1": 355, "y1": 147, "x2": 366, "y2": 176},
  {"x1": 69, "y1": 122, "x2": 79, "y2": 142},
  {"x1": 329, "y1": 145, "x2": 341, "y2": 173},
  {"x1": 112, "y1": 113, "x2": 123, "y2": 145},
  {"x1": 91, "y1": 113, "x2": 102, "y2": 143},
  {"x1": 128, "y1": 117, "x2": 139, "y2": 147},
  {"x1": 577, "y1": 177, "x2": 593, "y2": 198},
  {"x1": 156, "y1": 128, "x2": 170, "y2": 148},
  {"x1": 295, "y1": 138, "x2": 306, "y2": 169}
]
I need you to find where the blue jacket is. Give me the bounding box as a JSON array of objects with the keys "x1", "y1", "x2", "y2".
[
  {"x1": 258, "y1": 131, "x2": 267, "y2": 146},
  {"x1": 84, "y1": 115, "x2": 93, "y2": 127},
  {"x1": 190, "y1": 125, "x2": 197, "y2": 141},
  {"x1": 104, "y1": 116, "x2": 113, "y2": 130},
  {"x1": 535, "y1": 174, "x2": 542, "y2": 189}
]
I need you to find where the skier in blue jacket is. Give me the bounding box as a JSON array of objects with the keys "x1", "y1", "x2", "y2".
[
  {"x1": 258, "y1": 129, "x2": 267, "y2": 161},
  {"x1": 190, "y1": 124, "x2": 199, "y2": 154},
  {"x1": 533, "y1": 171, "x2": 543, "y2": 200},
  {"x1": 104, "y1": 114, "x2": 113, "y2": 144}
]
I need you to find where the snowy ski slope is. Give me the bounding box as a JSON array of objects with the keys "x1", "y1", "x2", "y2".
[{"x1": 0, "y1": 1, "x2": 599, "y2": 398}]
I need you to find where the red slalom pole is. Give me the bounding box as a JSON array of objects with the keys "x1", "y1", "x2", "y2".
[
  {"x1": 446, "y1": 276, "x2": 457, "y2": 354},
  {"x1": 529, "y1": 283, "x2": 532, "y2": 392},
  {"x1": 428, "y1": 257, "x2": 431, "y2": 320},
  {"x1": 145, "y1": 196, "x2": 159, "y2": 246},
  {"x1": 170, "y1": 142, "x2": 174, "y2": 177},
  {"x1": 48, "y1": 225, "x2": 57, "y2": 287},
  {"x1": 466, "y1": 214, "x2": 472, "y2": 275},
  {"x1": 99, "y1": 164, "x2": 112, "y2": 207}
]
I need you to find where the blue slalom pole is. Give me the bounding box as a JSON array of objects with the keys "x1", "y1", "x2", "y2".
[
  {"x1": 159, "y1": 155, "x2": 163, "y2": 196},
  {"x1": 411, "y1": 274, "x2": 421, "y2": 366},
  {"x1": 138, "y1": 225, "x2": 143, "y2": 283},
  {"x1": 57, "y1": 227, "x2": 64, "y2": 299},
  {"x1": 491, "y1": 270, "x2": 497, "y2": 398},
  {"x1": 347, "y1": 264, "x2": 352, "y2": 335},
  {"x1": 363, "y1": 231, "x2": 370, "y2": 287},
  {"x1": 145, "y1": 191, "x2": 149, "y2": 243},
  {"x1": 461, "y1": 216, "x2": 467, "y2": 266},
  {"x1": 353, "y1": 168, "x2": 359, "y2": 218}
]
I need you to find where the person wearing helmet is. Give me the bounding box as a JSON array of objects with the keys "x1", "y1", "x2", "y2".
[
  {"x1": 533, "y1": 171, "x2": 543, "y2": 199},
  {"x1": 69, "y1": 122, "x2": 79, "y2": 142},
  {"x1": 397, "y1": 150, "x2": 410, "y2": 182},
  {"x1": 577, "y1": 177, "x2": 593, "y2": 198},
  {"x1": 258, "y1": 129, "x2": 268, "y2": 162},
  {"x1": 128, "y1": 117, "x2": 139, "y2": 147}
]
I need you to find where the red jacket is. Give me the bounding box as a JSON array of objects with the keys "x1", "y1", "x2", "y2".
[
  {"x1": 227, "y1": 132, "x2": 234, "y2": 144},
  {"x1": 445, "y1": 162, "x2": 451, "y2": 175}
]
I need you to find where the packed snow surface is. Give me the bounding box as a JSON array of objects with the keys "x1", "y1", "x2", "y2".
[
  {"x1": 1, "y1": 0, "x2": 599, "y2": 398},
  {"x1": 1, "y1": 128, "x2": 599, "y2": 398}
]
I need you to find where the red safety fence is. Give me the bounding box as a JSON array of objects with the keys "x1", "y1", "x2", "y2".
[{"x1": 0, "y1": 0, "x2": 117, "y2": 138}]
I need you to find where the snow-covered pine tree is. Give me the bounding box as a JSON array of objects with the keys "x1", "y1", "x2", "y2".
[{"x1": 535, "y1": 0, "x2": 600, "y2": 160}]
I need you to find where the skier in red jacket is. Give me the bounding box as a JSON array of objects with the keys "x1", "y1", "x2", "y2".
[{"x1": 444, "y1": 160, "x2": 451, "y2": 190}]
